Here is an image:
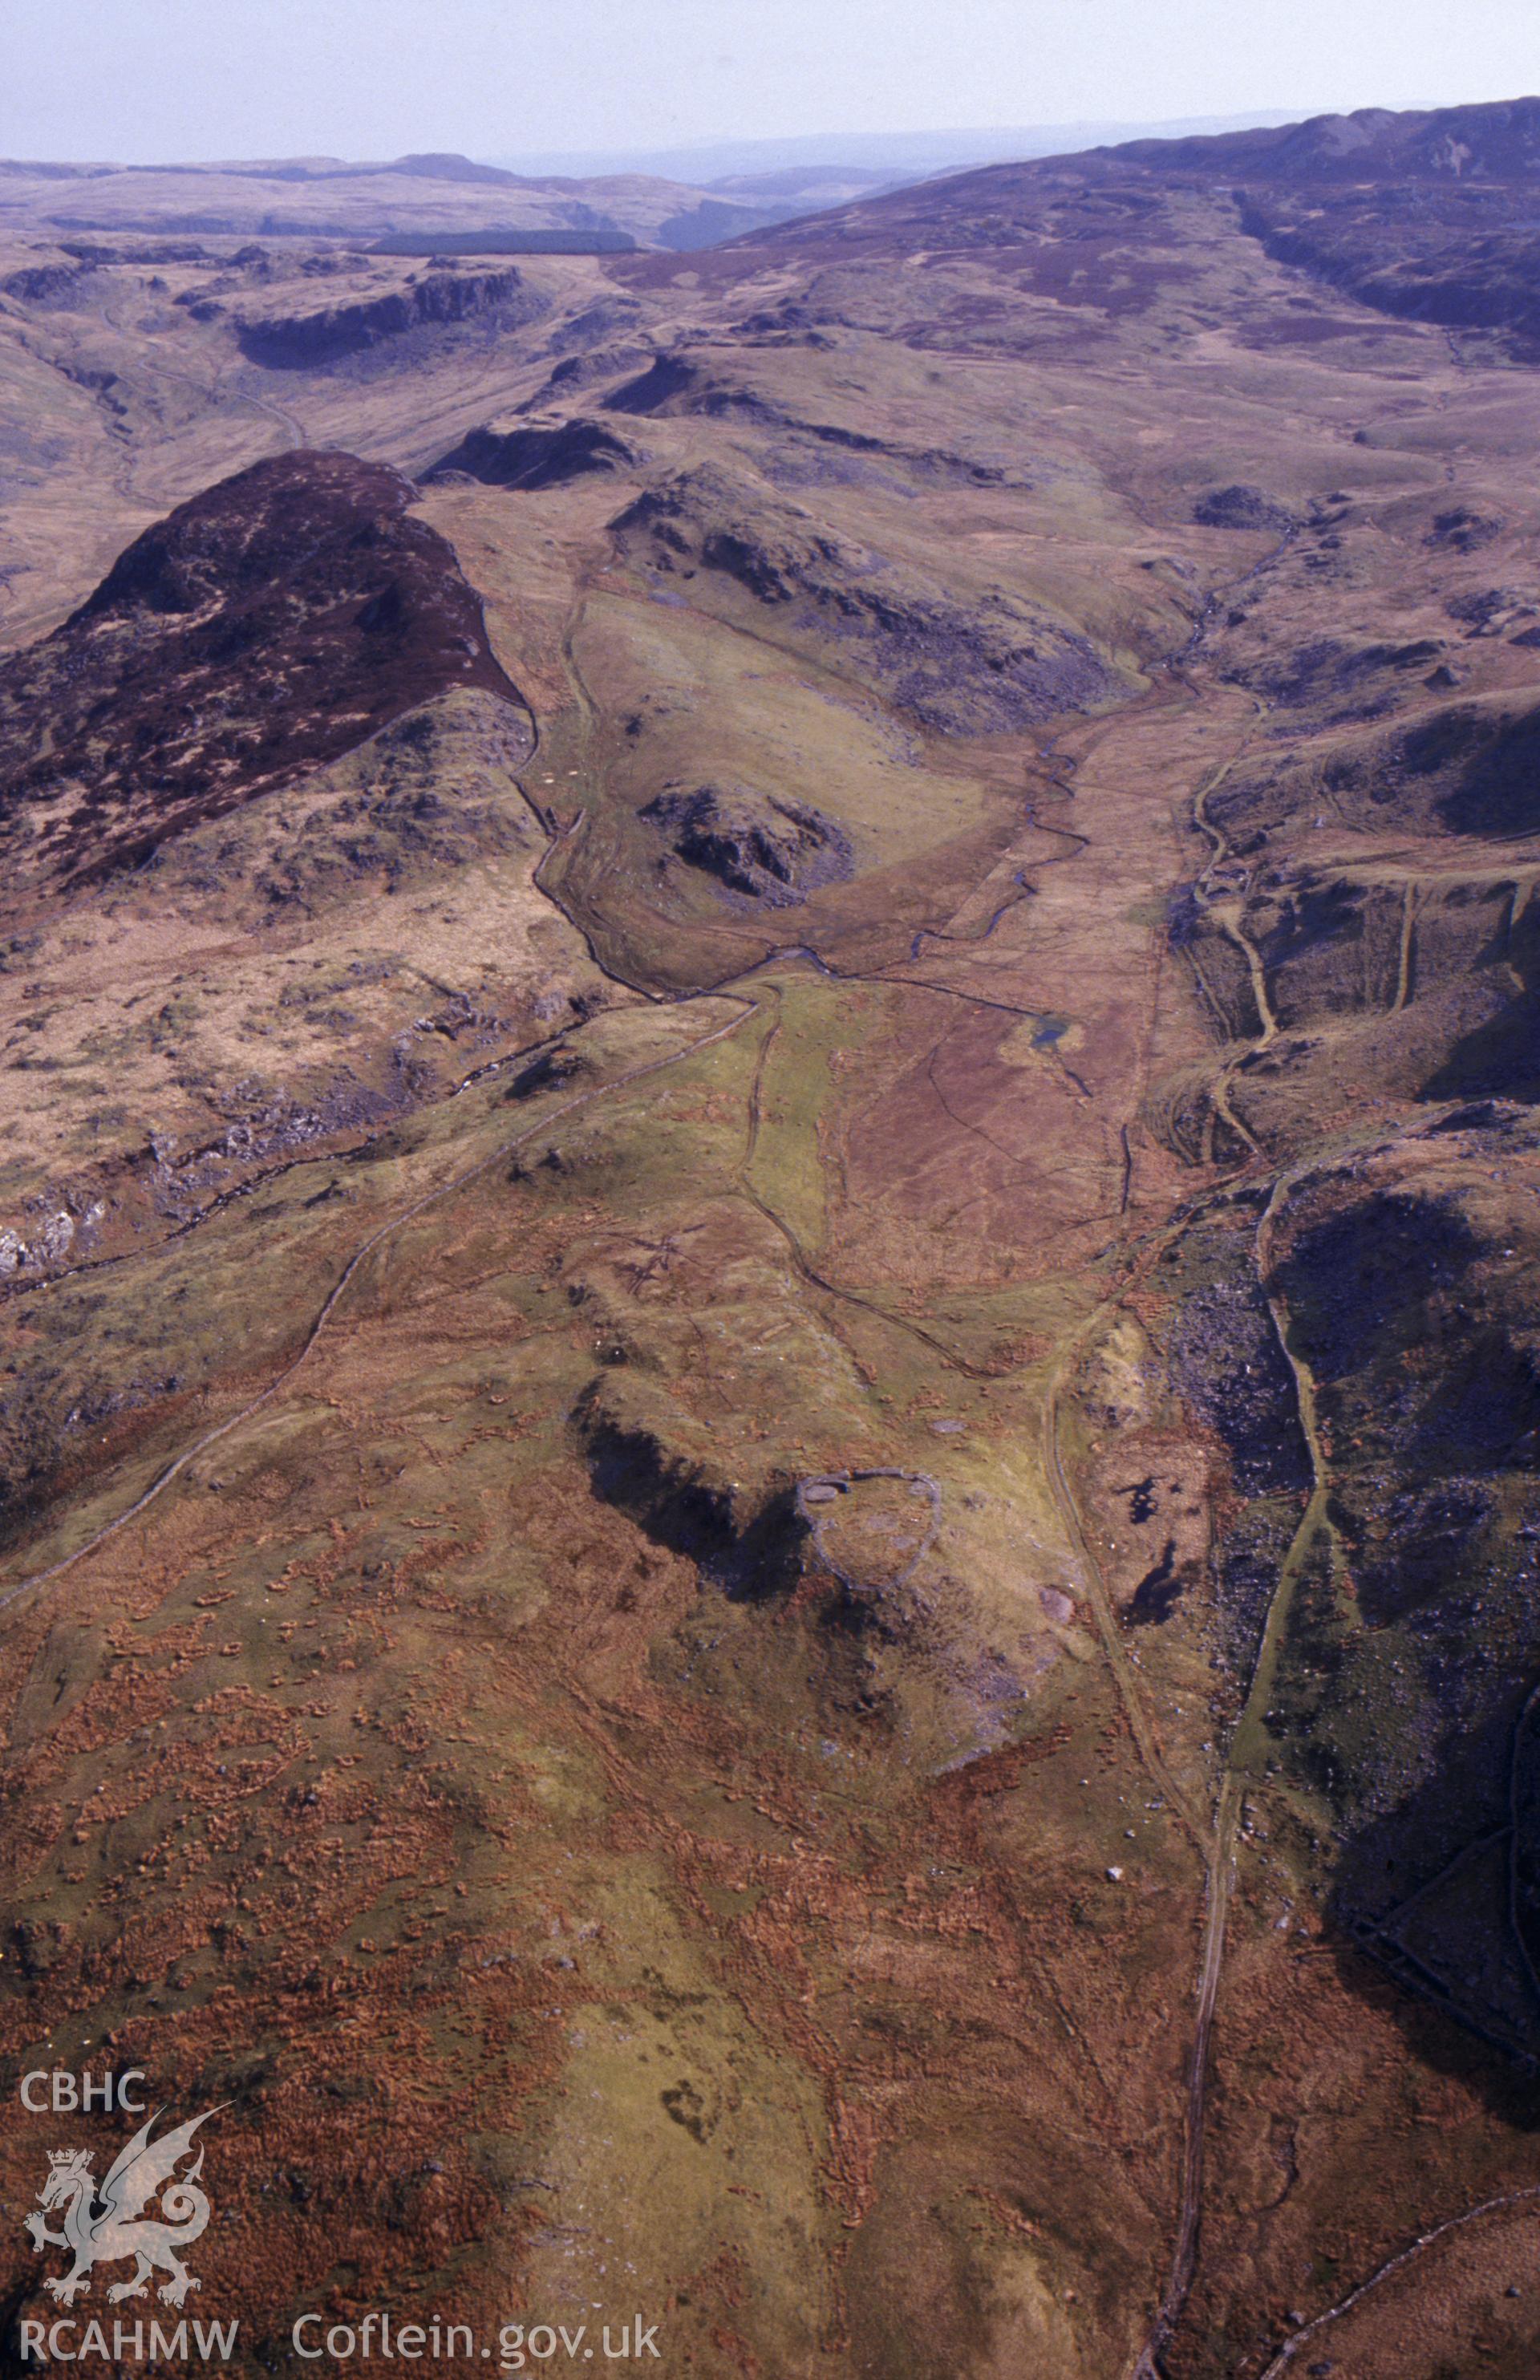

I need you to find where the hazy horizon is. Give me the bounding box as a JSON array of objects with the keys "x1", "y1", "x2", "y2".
[
  {"x1": 0, "y1": 109, "x2": 1320, "y2": 180},
  {"x1": 2, "y1": 0, "x2": 1536, "y2": 168}
]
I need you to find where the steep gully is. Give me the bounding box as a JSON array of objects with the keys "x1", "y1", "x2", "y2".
[
  {"x1": 1123, "y1": 528, "x2": 1359, "y2": 2380},
  {"x1": 0, "y1": 513, "x2": 1499, "y2": 2377},
  {"x1": 1125, "y1": 505, "x2": 1540, "y2": 2368}
]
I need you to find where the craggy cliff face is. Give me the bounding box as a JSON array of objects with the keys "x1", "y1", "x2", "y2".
[{"x1": 0, "y1": 98, "x2": 1538, "y2": 2380}]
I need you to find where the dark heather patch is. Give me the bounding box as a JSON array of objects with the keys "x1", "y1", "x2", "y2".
[{"x1": 0, "y1": 449, "x2": 525, "y2": 886}]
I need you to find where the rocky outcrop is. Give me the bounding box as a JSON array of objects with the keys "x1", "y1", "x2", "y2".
[
  {"x1": 573, "y1": 1372, "x2": 803, "y2": 1595},
  {"x1": 1215, "y1": 696, "x2": 1540, "y2": 849},
  {"x1": 516, "y1": 343, "x2": 654, "y2": 412},
  {"x1": 612, "y1": 464, "x2": 1131, "y2": 731},
  {"x1": 601, "y1": 351, "x2": 709, "y2": 415},
  {"x1": 1, "y1": 258, "x2": 95, "y2": 305},
  {"x1": 0, "y1": 449, "x2": 525, "y2": 884},
  {"x1": 423, "y1": 416, "x2": 638, "y2": 491},
  {"x1": 1428, "y1": 506, "x2": 1504, "y2": 553},
  {"x1": 640, "y1": 782, "x2": 853, "y2": 905},
  {"x1": 1193, "y1": 484, "x2": 1298, "y2": 533},
  {"x1": 235, "y1": 266, "x2": 545, "y2": 367},
  {"x1": 1222, "y1": 634, "x2": 1443, "y2": 714}
]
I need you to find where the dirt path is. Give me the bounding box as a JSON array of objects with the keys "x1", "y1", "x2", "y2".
[
  {"x1": 1118, "y1": 1161, "x2": 1339, "y2": 2374},
  {"x1": 1129, "y1": 1774, "x2": 1238, "y2": 2380},
  {"x1": 0, "y1": 595, "x2": 745, "y2": 1616},
  {"x1": 0, "y1": 493, "x2": 1408, "y2": 2378},
  {"x1": 1252, "y1": 2182, "x2": 1540, "y2": 2379},
  {"x1": 1041, "y1": 1315, "x2": 1207, "y2": 1851},
  {"x1": 0, "y1": 991, "x2": 756, "y2": 1617}
]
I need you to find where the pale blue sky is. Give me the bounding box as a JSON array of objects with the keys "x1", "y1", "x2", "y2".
[{"x1": 4, "y1": 0, "x2": 1537, "y2": 164}]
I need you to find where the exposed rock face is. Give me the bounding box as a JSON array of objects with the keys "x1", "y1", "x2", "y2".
[
  {"x1": 1126, "y1": 103, "x2": 1540, "y2": 353},
  {"x1": 612, "y1": 464, "x2": 1130, "y2": 731},
  {"x1": 1193, "y1": 484, "x2": 1298, "y2": 533},
  {"x1": 234, "y1": 266, "x2": 544, "y2": 366},
  {"x1": 1222, "y1": 634, "x2": 1443, "y2": 715},
  {"x1": 0, "y1": 449, "x2": 523, "y2": 882},
  {"x1": 423, "y1": 416, "x2": 638, "y2": 490},
  {"x1": 165, "y1": 688, "x2": 540, "y2": 913},
  {"x1": 0, "y1": 259, "x2": 95, "y2": 305},
  {"x1": 1428, "y1": 505, "x2": 1504, "y2": 552},
  {"x1": 1169, "y1": 1271, "x2": 1312, "y2": 1500},
  {"x1": 601, "y1": 350, "x2": 707, "y2": 414},
  {"x1": 640, "y1": 783, "x2": 853, "y2": 905},
  {"x1": 1215, "y1": 696, "x2": 1540, "y2": 848},
  {"x1": 515, "y1": 341, "x2": 654, "y2": 412},
  {"x1": 573, "y1": 1370, "x2": 803, "y2": 1594}
]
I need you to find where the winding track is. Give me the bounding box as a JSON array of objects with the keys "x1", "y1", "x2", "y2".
[
  {"x1": 0, "y1": 518, "x2": 1291, "y2": 2368},
  {"x1": 4, "y1": 476, "x2": 1528, "y2": 2375},
  {"x1": 1123, "y1": 499, "x2": 1540, "y2": 2371},
  {"x1": 0, "y1": 991, "x2": 757, "y2": 1616},
  {"x1": 1251, "y1": 2182, "x2": 1540, "y2": 2379}
]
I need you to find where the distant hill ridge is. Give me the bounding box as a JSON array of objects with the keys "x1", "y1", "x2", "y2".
[
  {"x1": 734, "y1": 95, "x2": 1540, "y2": 359},
  {"x1": 1104, "y1": 94, "x2": 1540, "y2": 180},
  {"x1": 0, "y1": 148, "x2": 821, "y2": 250}
]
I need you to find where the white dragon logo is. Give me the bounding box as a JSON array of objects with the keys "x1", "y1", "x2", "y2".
[{"x1": 24, "y1": 2105, "x2": 225, "y2": 2309}]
